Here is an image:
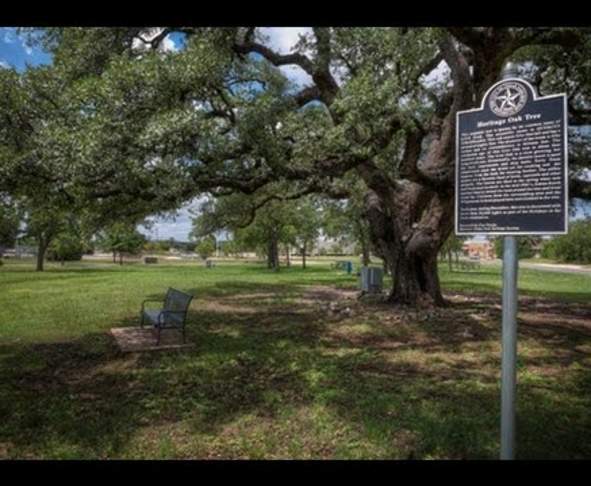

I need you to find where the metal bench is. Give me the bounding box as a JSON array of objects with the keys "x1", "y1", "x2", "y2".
[{"x1": 140, "y1": 288, "x2": 194, "y2": 345}]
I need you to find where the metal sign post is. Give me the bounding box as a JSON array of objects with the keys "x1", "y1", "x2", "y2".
[
  {"x1": 455, "y1": 62, "x2": 568, "y2": 460},
  {"x1": 499, "y1": 64, "x2": 519, "y2": 461},
  {"x1": 500, "y1": 235, "x2": 518, "y2": 459}
]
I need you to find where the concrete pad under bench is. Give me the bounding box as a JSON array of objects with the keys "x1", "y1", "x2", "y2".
[{"x1": 110, "y1": 327, "x2": 194, "y2": 352}]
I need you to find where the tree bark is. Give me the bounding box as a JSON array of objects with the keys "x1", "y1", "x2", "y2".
[
  {"x1": 302, "y1": 241, "x2": 307, "y2": 269},
  {"x1": 389, "y1": 251, "x2": 445, "y2": 306},
  {"x1": 112, "y1": 251, "x2": 116, "y2": 263},
  {"x1": 119, "y1": 252, "x2": 123, "y2": 265},
  {"x1": 36, "y1": 236, "x2": 48, "y2": 272},
  {"x1": 286, "y1": 244, "x2": 291, "y2": 267},
  {"x1": 448, "y1": 249, "x2": 453, "y2": 272},
  {"x1": 267, "y1": 240, "x2": 273, "y2": 269},
  {"x1": 267, "y1": 234, "x2": 279, "y2": 271},
  {"x1": 272, "y1": 237, "x2": 279, "y2": 271}
]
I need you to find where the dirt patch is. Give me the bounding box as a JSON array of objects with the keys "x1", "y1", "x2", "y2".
[
  {"x1": 301, "y1": 285, "x2": 359, "y2": 303},
  {"x1": 199, "y1": 301, "x2": 261, "y2": 315},
  {"x1": 519, "y1": 312, "x2": 591, "y2": 335},
  {"x1": 110, "y1": 327, "x2": 195, "y2": 353}
]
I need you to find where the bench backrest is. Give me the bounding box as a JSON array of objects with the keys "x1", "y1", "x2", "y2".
[{"x1": 163, "y1": 288, "x2": 194, "y2": 325}]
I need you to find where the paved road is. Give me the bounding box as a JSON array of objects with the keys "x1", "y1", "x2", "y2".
[
  {"x1": 483, "y1": 259, "x2": 591, "y2": 275},
  {"x1": 519, "y1": 262, "x2": 591, "y2": 275},
  {"x1": 479, "y1": 259, "x2": 591, "y2": 275}
]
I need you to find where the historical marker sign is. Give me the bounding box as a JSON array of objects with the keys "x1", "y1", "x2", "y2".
[{"x1": 456, "y1": 78, "x2": 568, "y2": 235}]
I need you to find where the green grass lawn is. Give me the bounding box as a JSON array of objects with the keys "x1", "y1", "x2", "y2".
[{"x1": 1, "y1": 258, "x2": 590, "y2": 459}]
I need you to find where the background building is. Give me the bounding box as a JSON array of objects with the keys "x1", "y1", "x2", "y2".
[{"x1": 462, "y1": 239, "x2": 495, "y2": 260}]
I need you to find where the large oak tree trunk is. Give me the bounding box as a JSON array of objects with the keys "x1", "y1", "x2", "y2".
[
  {"x1": 363, "y1": 182, "x2": 453, "y2": 307},
  {"x1": 389, "y1": 250, "x2": 445, "y2": 306}
]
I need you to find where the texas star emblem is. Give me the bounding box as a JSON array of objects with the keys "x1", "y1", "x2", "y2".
[{"x1": 489, "y1": 81, "x2": 528, "y2": 117}]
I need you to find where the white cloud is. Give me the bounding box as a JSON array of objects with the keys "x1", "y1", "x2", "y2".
[
  {"x1": 158, "y1": 35, "x2": 178, "y2": 53},
  {"x1": 0, "y1": 60, "x2": 10, "y2": 69},
  {"x1": 139, "y1": 197, "x2": 206, "y2": 241},
  {"x1": 279, "y1": 65, "x2": 313, "y2": 87},
  {"x1": 132, "y1": 28, "x2": 178, "y2": 54},
  {"x1": 420, "y1": 60, "x2": 450, "y2": 88},
  {"x1": 131, "y1": 37, "x2": 148, "y2": 52},
  {"x1": 261, "y1": 27, "x2": 311, "y2": 54},
  {"x1": 23, "y1": 44, "x2": 33, "y2": 56},
  {"x1": 259, "y1": 27, "x2": 314, "y2": 88},
  {"x1": 3, "y1": 28, "x2": 16, "y2": 43},
  {"x1": 330, "y1": 64, "x2": 349, "y2": 87}
]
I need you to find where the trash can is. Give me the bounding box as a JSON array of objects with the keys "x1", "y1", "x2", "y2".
[{"x1": 360, "y1": 266, "x2": 383, "y2": 294}]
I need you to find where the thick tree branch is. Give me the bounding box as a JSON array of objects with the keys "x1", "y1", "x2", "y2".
[
  {"x1": 234, "y1": 41, "x2": 315, "y2": 75},
  {"x1": 570, "y1": 175, "x2": 591, "y2": 200},
  {"x1": 515, "y1": 28, "x2": 584, "y2": 50},
  {"x1": 399, "y1": 128, "x2": 426, "y2": 180},
  {"x1": 311, "y1": 28, "x2": 339, "y2": 104},
  {"x1": 356, "y1": 160, "x2": 399, "y2": 201},
  {"x1": 437, "y1": 32, "x2": 474, "y2": 112},
  {"x1": 447, "y1": 27, "x2": 486, "y2": 51},
  {"x1": 294, "y1": 85, "x2": 322, "y2": 107}
]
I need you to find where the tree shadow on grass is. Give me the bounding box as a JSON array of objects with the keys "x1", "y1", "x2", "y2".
[
  {"x1": 1, "y1": 281, "x2": 590, "y2": 459},
  {"x1": 316, "y1": 350, "x2": 591, "y2": 458},
  {"x1": 0, "y1": 295, "x2": 325, "y2": 458},
  {"x1": 0, "y1": 333, "x2": 145, "y2": 458},
  {"x1": 144, "y1": 282, "x2": 591, "y2": 457}
]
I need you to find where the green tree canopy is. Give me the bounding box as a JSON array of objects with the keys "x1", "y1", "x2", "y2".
[{"x1": 6, "y1": 27, "x2": 591, "y2": 303}]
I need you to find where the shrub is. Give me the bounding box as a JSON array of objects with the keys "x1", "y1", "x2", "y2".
[
  {"x1": 543, "y1": 220, "x2": 591, "y2": 263},
  {"x1": 46, "y1": 233, "x2": 86, "y2": 262}
]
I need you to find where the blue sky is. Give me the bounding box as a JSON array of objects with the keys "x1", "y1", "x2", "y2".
[{"x1": 0, "y1": 28, "x2": 52, "y2": 70}]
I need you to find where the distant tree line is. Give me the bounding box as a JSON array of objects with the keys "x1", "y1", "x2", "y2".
[{"x1": 493, "y1": 237, "x2": 538, "y2": 260}]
